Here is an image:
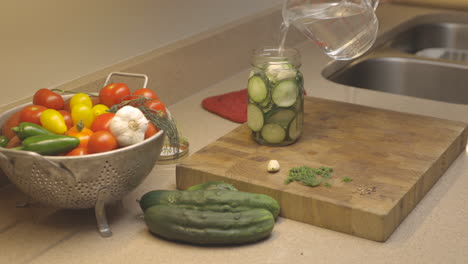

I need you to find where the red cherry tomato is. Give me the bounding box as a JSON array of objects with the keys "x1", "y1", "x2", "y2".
[
  {"x1": 91, "y1": 113, "x2": 115, "y2": 132},
  {"x1": 33, "y1": 88, "x2": 64, "y2": 110},
  {"x1": 99, "y1": 83, "x2": 131, "y2": 107},
  {"x1": 131, "y1": 88, "x2": 159, "y2": 100},
  {"x1": 20, "y1": 105, "x2": 47, "y2": 125},
  {"x1": 88, "y1": 131, "x2": 118, "y2": 153},
  {"x1": 144, "y1": 122, "x2": 160, "y2": 139},
  {"x1": 58, "y1": 110, "x2": 73, "y2": 129},
  {"x1": 6, "y1": 136, "x2": 21, "y2": 148},
  {"x1": 63, "y1": 99, "x2": 71, "y2": 112},
  {"x1": 1, "y1": 111, "x2": 21, "y2": 140},
  {"x1": 66, "y1": 147, "x2": 89, "y2": 156},
  {"x1": 91, "y1": 96, "x2": 100, "y2": 106},
  {"x1": 145, "y1": 99, "x2": 166, "y2": 114}
]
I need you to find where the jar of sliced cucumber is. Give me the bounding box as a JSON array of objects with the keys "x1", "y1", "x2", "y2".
[{"x1": 247, "y1": 47, "x2": 303, "y2": 146}]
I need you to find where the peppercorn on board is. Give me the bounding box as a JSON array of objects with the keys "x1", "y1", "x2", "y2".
[{"x1": 176, "y1": 96, "x2": 468, "y2": 242}]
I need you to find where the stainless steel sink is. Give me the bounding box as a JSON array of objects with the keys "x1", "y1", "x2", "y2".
[
  {"x1": 323, "y1": 15, "x2": 468, "y2": 105},
  {"x1": 327, "y1": 57, "x2": 468, "y2": 105},
  {"x1": 390, "y1": 22, "x2": 468, "y2": 62},
  {"x1": 391, "y1": 23, "x2": 468, "y2": 54}
]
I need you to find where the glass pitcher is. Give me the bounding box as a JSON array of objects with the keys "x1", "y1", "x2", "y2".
[{"x1": 282, "y1": 0, "x2": 379, "y2": 60}]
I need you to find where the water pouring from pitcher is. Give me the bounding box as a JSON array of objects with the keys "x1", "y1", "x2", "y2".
[{"x1": 280, "y1": 0, "x2": 379, "y2": 60}]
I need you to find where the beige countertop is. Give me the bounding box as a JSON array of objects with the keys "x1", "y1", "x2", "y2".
[{"x1": 1, "y1": 4, "x2": 468, "y2": 264}]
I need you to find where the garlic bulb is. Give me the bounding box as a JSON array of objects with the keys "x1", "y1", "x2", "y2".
[{"x1": 110, "y1": 106, "x2": 149, "y2": 147}]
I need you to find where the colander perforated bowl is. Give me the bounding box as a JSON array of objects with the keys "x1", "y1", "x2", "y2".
[{"x1": 0, "y1": 97, "x2": 166, "y2": 237}]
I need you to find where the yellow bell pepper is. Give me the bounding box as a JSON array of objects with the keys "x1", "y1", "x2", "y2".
[{"x1": 40, "y1": 109, "x2": 68, "y2": 134}]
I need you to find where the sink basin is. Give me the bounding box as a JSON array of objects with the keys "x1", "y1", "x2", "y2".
[
  {"x1": 391, "y1": 22, "x2": 468, "y2": 55},
  {"x1": 323, "y1": 16, "x2": 468, "y2": 104},
  {"x1": 326, "y1": 57, "x2": 468, "y2": 105}
]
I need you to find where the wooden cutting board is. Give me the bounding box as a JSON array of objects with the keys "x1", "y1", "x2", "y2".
[{"x1": 176, "y1": 97, "x2": 467, "y2": 242}]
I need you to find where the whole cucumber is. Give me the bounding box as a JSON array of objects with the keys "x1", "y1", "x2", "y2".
[
  {"x1": 144, "y1": 205, "x2": 274, "y2": 245},
  {"x1": 186, "y1": 181, "x2": 238, "y2": 191},
  {"x1": 139, "y1": 189, "x2": 280, "y2": 218}
]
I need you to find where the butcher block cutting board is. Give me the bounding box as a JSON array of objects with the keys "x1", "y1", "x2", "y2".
[{"x1": 176, "y1": 97, "x2": 467, "y2": 242}]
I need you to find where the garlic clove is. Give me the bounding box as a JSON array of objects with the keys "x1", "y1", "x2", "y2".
[{"x1": 267, "y1": 160, "x2": 280, "y2": 173}]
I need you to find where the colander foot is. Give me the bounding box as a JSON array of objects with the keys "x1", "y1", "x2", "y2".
[
  {"x1": 95, "y1": 188, "x2": 112, "y2": 237},
  {"x1": 15, "y1": 196, "x2": 34, "y2": 208}
]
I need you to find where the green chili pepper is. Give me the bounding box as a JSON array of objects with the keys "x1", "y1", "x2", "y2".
[
  {"x1": 15, "y1": 135, "x2": 80, "y2": 156},
  {"x1": 0, "y1": 136, "x2": 9, "y2": 148},
  {"x1": 12, "y1": 122, "x2": 55, "y2": 140}
]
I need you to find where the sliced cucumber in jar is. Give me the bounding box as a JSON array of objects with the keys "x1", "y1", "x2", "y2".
[
  {"x1": 267, "y1": 109, "x2": 296, "y2": 128},
  {"x1": 260, "y1": 98, "x2": 271, "y2": 109},
  {"x1": 247, "y1": 104, "x2": 264, "y2": 132},
  {"x1": 288, "y1": 112, "x2": 303, "y2": 141},
  {"x1": 272, "y1": 79, "x2": 298, "y2": 107},
  {"x1": 248, "y1": 75, "x2": 268, "y2": 103},
  {"x1": 296, "y1": 71, "x2": 304, "y2": 87},
  {"x1": 259, "y1": 91, "x2": 272, "y2": 109},
  {"x1": 261, "y1": 123, "x2": 286, "y2": 144}
]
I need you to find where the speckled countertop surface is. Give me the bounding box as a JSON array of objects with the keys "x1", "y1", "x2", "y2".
[{"x1": 1, "y1": 4, "x2": 468, "y2": 264}]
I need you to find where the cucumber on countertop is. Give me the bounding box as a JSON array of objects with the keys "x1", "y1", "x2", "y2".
[
  {"x1": 139, "y1": 189, "x2": 280, "y2": 218},
  {"x1": 186, "y1": 181, "x2": 238, "y2": 191},
  {"x1": 144, "y1": 205, "x2": 275, "y2": 245},
  {"x1": 140, "y1": 185, "x2": 281, "y2": 246}
]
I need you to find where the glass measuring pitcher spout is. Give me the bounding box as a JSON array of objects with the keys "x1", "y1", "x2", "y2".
[{"x1": 281, "y1": 0, "x2": 379, "y2": 60}]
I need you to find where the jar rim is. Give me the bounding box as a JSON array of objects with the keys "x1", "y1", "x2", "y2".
[{"x1": 251, "y1": 46, "x2": 301, "y2": 67}]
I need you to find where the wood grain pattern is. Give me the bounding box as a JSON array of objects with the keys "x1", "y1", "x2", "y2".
[{"x1": 176, "y1": 97, "x2": 467, "y2": 242}]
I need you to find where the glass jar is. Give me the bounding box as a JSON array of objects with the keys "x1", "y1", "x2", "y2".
[{"x1": 247, "y1": 47, "x2": 304, "y2": 146}]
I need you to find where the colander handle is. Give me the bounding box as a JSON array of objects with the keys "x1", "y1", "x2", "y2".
[
  {"x1": 103, "y1": 72, "x2": 149, "y2": 88},
  {"x1": 0, "y1": 151, "x2": 14, "y2": 177},
  {"x1": 27, "y1": 152, "x2": 77, "y2": 185}
]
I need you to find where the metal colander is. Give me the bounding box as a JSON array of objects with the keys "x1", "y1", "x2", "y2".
[{"x1": 0, "y1": 72, "x2": 166, "y2": 237}]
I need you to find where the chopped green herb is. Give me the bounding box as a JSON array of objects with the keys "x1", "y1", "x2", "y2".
[
  {"x1": 284, "y1": 166, "x2": 333, "y2": 187},
  {"x1": 342, "y1": 176, "x2": 353, "y2": 183},
  {"x1": 324, "y1": 182, "x2": 332, "y2": 188}
]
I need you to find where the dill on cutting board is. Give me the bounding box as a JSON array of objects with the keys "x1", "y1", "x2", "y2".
[
  {"x1": 284, "y1": 166, "x2": 333, "y2": 187},
  {"x1": 342, "y1": 176, "x2": 353, "y2": 183}
]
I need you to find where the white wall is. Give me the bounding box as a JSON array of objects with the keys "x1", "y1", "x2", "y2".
[{"x1": 0, "y1": 0, "x2": 282, "y2": 106}]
